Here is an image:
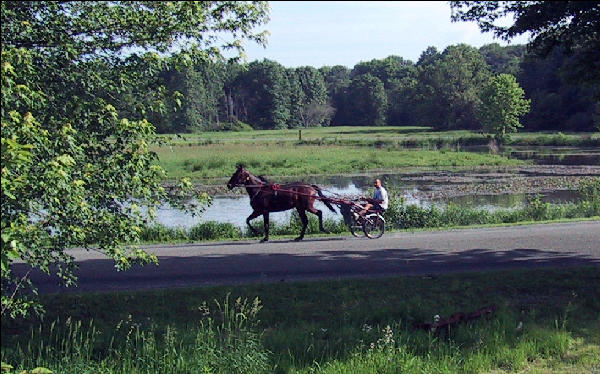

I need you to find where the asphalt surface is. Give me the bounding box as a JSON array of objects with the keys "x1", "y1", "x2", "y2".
[{"x1": 12, "y1": 221, "x2": 600, "y2": 294}]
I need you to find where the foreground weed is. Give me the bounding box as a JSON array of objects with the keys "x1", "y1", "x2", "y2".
[
  {"x1": 2, "y1": 296, "x2": 271, "y2": 374},
  {"x1": 2, "y1": 268, "x2": 599, "y2": 373}
]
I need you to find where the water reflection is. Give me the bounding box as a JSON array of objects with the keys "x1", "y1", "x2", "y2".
[
  {"x1": 507, "y1": 147, "x2": 600, "y2": 166},
  {"x1": 442, "y1": 190, "x2": 579, "y2": 210},
  {"x1": 155, "y1": 181, "x2": 579, "y2": 229}
]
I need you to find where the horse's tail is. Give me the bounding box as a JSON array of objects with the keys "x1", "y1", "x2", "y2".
[{"x1": 313, "y1": 185, "x2": 337, "y2": 213}]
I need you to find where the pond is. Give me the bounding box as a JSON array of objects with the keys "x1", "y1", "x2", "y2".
[
  {"x1": 155, "y1": 167, "x2": 590, "y2": 229},
  {"x1": 154, "y1": 142, "x2": 599, "y2": 229},
  {"x1": 506, "y1": 146, "x2": 600, "y2": 165}
]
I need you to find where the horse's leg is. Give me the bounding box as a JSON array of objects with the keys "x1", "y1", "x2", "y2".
[
  {"x1": 307, "y1": 205, "x2": 330, "y2": 234},
  {"x1": 261, "y1": 213, "x2": 270, "y2": 243},
  {"x1": 246, "y1": 210, "x2": 262, "y2": 236},
  {"x1": 295, "y1": 209, "x2": 308, "y2": 241}
]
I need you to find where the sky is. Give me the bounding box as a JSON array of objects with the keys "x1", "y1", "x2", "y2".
[{"x1": 233, "y1": 1, "x2": 530, "y2": 68}]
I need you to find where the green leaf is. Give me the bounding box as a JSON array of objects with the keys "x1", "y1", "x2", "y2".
[
  {"x1": 1, "y1": 361, "x2": 14, "y2": 371},
  {"x1": 31, "y1": 368, "x2": 53, "y2": 374},
  {"x1": 1, "y1": 0, "x2": 268, "y2": 319}
]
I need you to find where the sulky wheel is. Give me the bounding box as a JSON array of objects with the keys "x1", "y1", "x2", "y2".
[
  {"x1": 349, "y1": 216, "x2": 362, "y2": 237},
  {"x1": 363, "y1": 214, "x2": 385, "y2": 239}
]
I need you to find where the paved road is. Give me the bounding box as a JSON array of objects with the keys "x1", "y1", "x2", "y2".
[{"x1": 12, "y1": 221, "x2": 600, "y2": 294}]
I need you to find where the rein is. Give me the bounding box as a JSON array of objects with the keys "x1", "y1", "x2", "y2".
[
  {"x1": 233, "y1": 178, "x2": 317, "y2": 201},
  {"x1": 231, "y1": 178, "x2": 282, "y2": 203},
  {"x1": 232, "y1": 172, "x2": 358, "y2": 207}
]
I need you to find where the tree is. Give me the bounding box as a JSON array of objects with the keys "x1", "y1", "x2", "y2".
[
  {"x1": 153, "y1": 65, "x2": 209, "y2": 133},
  {"x1": 346, "y1": 74, "x2": 387, "y2": 126},
  {"x1": 518, "y1": 48, "x2": 597, "y2": 132},
  {"x1": 450, "y1": 1, "x2": 600, "y2": 95},
  {"x1": 479, "y1": 43, "x2": 527, "y2": 76},
  {"x1": 235, "y1": 59, "x2": 291, "y2": 129},
  {"x1": 351, "y1": 56, "x2": 418, "y2": 126},
  {"x1": 222, "y1": 61, "x2": 248, "y2": 124},
  {"x1": 284, "y1": 69, "x2": 304, "y2": 128},
  {"x1": 414, "y1": 44, "x2": 491, "y2": 129},
  {"x1": 293, "y1": 66, "x2": 330, "y2": 127},
  {"x1": 319, "y1": 65, "x2": 351, "y2": 126},
  {"x1": 352, "y1": 56, "x2": 414, "y2": 90},
  {"x1": 1, "y1": 1, "x2": 269, "y2": 318},
  {"x1": 300, "y1": 101, "x2": 336, "y2": 128},
  {"x1": 478, "y1": 74, "x2": 530, "y2": 142},
  {"x1": 417, "y1": 46, "x2": 442, "y2": 67},
  {"x1": 295, "y1": 66, "x2": 328, "y2": 105},
  {"x1": 386, "y1": 75, "x2": 418, "y2": 126}
]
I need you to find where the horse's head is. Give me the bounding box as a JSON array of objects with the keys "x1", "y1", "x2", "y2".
[{"x1": 227, "y1": 164, "x2": 250, "y2": 190}]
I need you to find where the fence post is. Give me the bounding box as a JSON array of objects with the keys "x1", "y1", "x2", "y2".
[{"x1": 299, "y1": 129, "x2": 302, "y2": 141}]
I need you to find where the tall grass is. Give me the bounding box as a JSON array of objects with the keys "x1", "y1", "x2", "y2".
[
  {"x1": 2, "y1": 295, "x2": 270, "y2": 374},
  {"x1": 3, "y1": 268, "x2": 599, "y2": 373},
  {"x1": 509, "y1": 131, "x2": 600, "y2": 146},
  {"x1": 289, "y1": 320, "x2": 574, "y2": 374},
  {"x1": 154, "y1": 127, "x2": 598, "y2": 184}
]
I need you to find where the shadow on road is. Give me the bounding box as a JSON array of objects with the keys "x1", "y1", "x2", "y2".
[{"x1": 11, "y1": 245, "x2": 600, "y2": 294}]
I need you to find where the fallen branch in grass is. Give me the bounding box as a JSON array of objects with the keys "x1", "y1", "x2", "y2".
[{"x1": 413, "y1": 304, "x2": 497, "y2": 332}]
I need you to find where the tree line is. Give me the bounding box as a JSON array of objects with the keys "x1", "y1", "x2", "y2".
[{"x1": 139, "y1": 43, "x2": 598, "y2": 134}]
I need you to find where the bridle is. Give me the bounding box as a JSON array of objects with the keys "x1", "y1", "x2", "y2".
[
  {"x1": 229, "y1": 170, "x2": 264, "y2": 188},
  {"x1": 229, "y1": 170, "x2": 285, "y2": 202}
]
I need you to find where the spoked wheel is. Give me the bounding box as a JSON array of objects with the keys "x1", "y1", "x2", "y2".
[
  {"x1": 363, "y1": 214, "x2": 385, "y2": 239},
  {"x1": 340, "y1": 204, "x2": 363, "y2": 238},
  {"x1": 348, "y1": 216, "x2": 363, "y2": 237}
]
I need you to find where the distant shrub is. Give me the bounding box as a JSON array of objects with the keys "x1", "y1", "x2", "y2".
[
  {"x1": 141, "y1": 225, "x2": 189, "y2": 242},
  {"x1": 208, "y1": 121, "x2": 254, "y2": 132},
  {"x1": 266, "y1": 212, "x2": 346, "y2": 237},
  {"x1": 523, "y1": 195, "x2": 551, "y2": 221},
  {"x1": 442, "y1": 203, "x2": 493, "y2": 226},
  {"x1": 578, "y1": 177, "x2": 600, "y2": 202},
  {"x1": 389, "y1": 204, "x2": 442, "y2": 229},
  {"x1": 189, "y1": 221, "x2": 243, "y2": 240},
  {"x1": 577, "y1": 177, "x2": 600, "y2": 216}
]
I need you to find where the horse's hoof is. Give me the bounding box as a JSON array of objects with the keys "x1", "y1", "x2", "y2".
[
  {"x1": 294, "y1": 236, "x2": 303, "y2": 241},
  {"x1": 260, "y1": 238, "x2": 269, "y2": 243}
]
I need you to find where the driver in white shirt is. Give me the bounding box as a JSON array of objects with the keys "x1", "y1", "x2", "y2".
[{"x1": 359, "y1": 178, "x2": 388, "y2": 216}]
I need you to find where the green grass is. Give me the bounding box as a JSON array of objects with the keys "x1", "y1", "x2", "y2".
[
  {"x1": 153, "y1": 127, "x2": 598, "y2": 182},
  {"x1": 2, "y1": 268, "x2": 599, "y2": 374},
  {"x1": 155, "y1": 143, "x2": 527, "y2": 180},
  {"x1": 157, "y1": 126, "x2": 434, "y2": 144},
  {"x1": 157, "y1": 127, "x2": 599, "y2": 148}
]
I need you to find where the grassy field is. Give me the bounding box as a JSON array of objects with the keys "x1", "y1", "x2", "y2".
[
  {"x1": 2, "y1": 267, "x2": 599, "y2": 373},
  {"x1": 155, "y1": 143, "x2": 527, "y2": 181},
  {"x1": 157, "y1": 126, "x2": 600, "y2": 147},
  {"x1": 153, "y1": 127, "x2": 599, "y2": 181}
]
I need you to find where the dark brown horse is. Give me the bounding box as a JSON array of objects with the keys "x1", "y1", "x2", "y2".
[{"x1": 227, "y1": 165, "x2": 337, "y2": 242}]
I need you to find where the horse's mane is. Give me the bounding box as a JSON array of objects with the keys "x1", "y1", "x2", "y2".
[{"x1": 257, "y1": 175, "x2": 270, "y2": 183}]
